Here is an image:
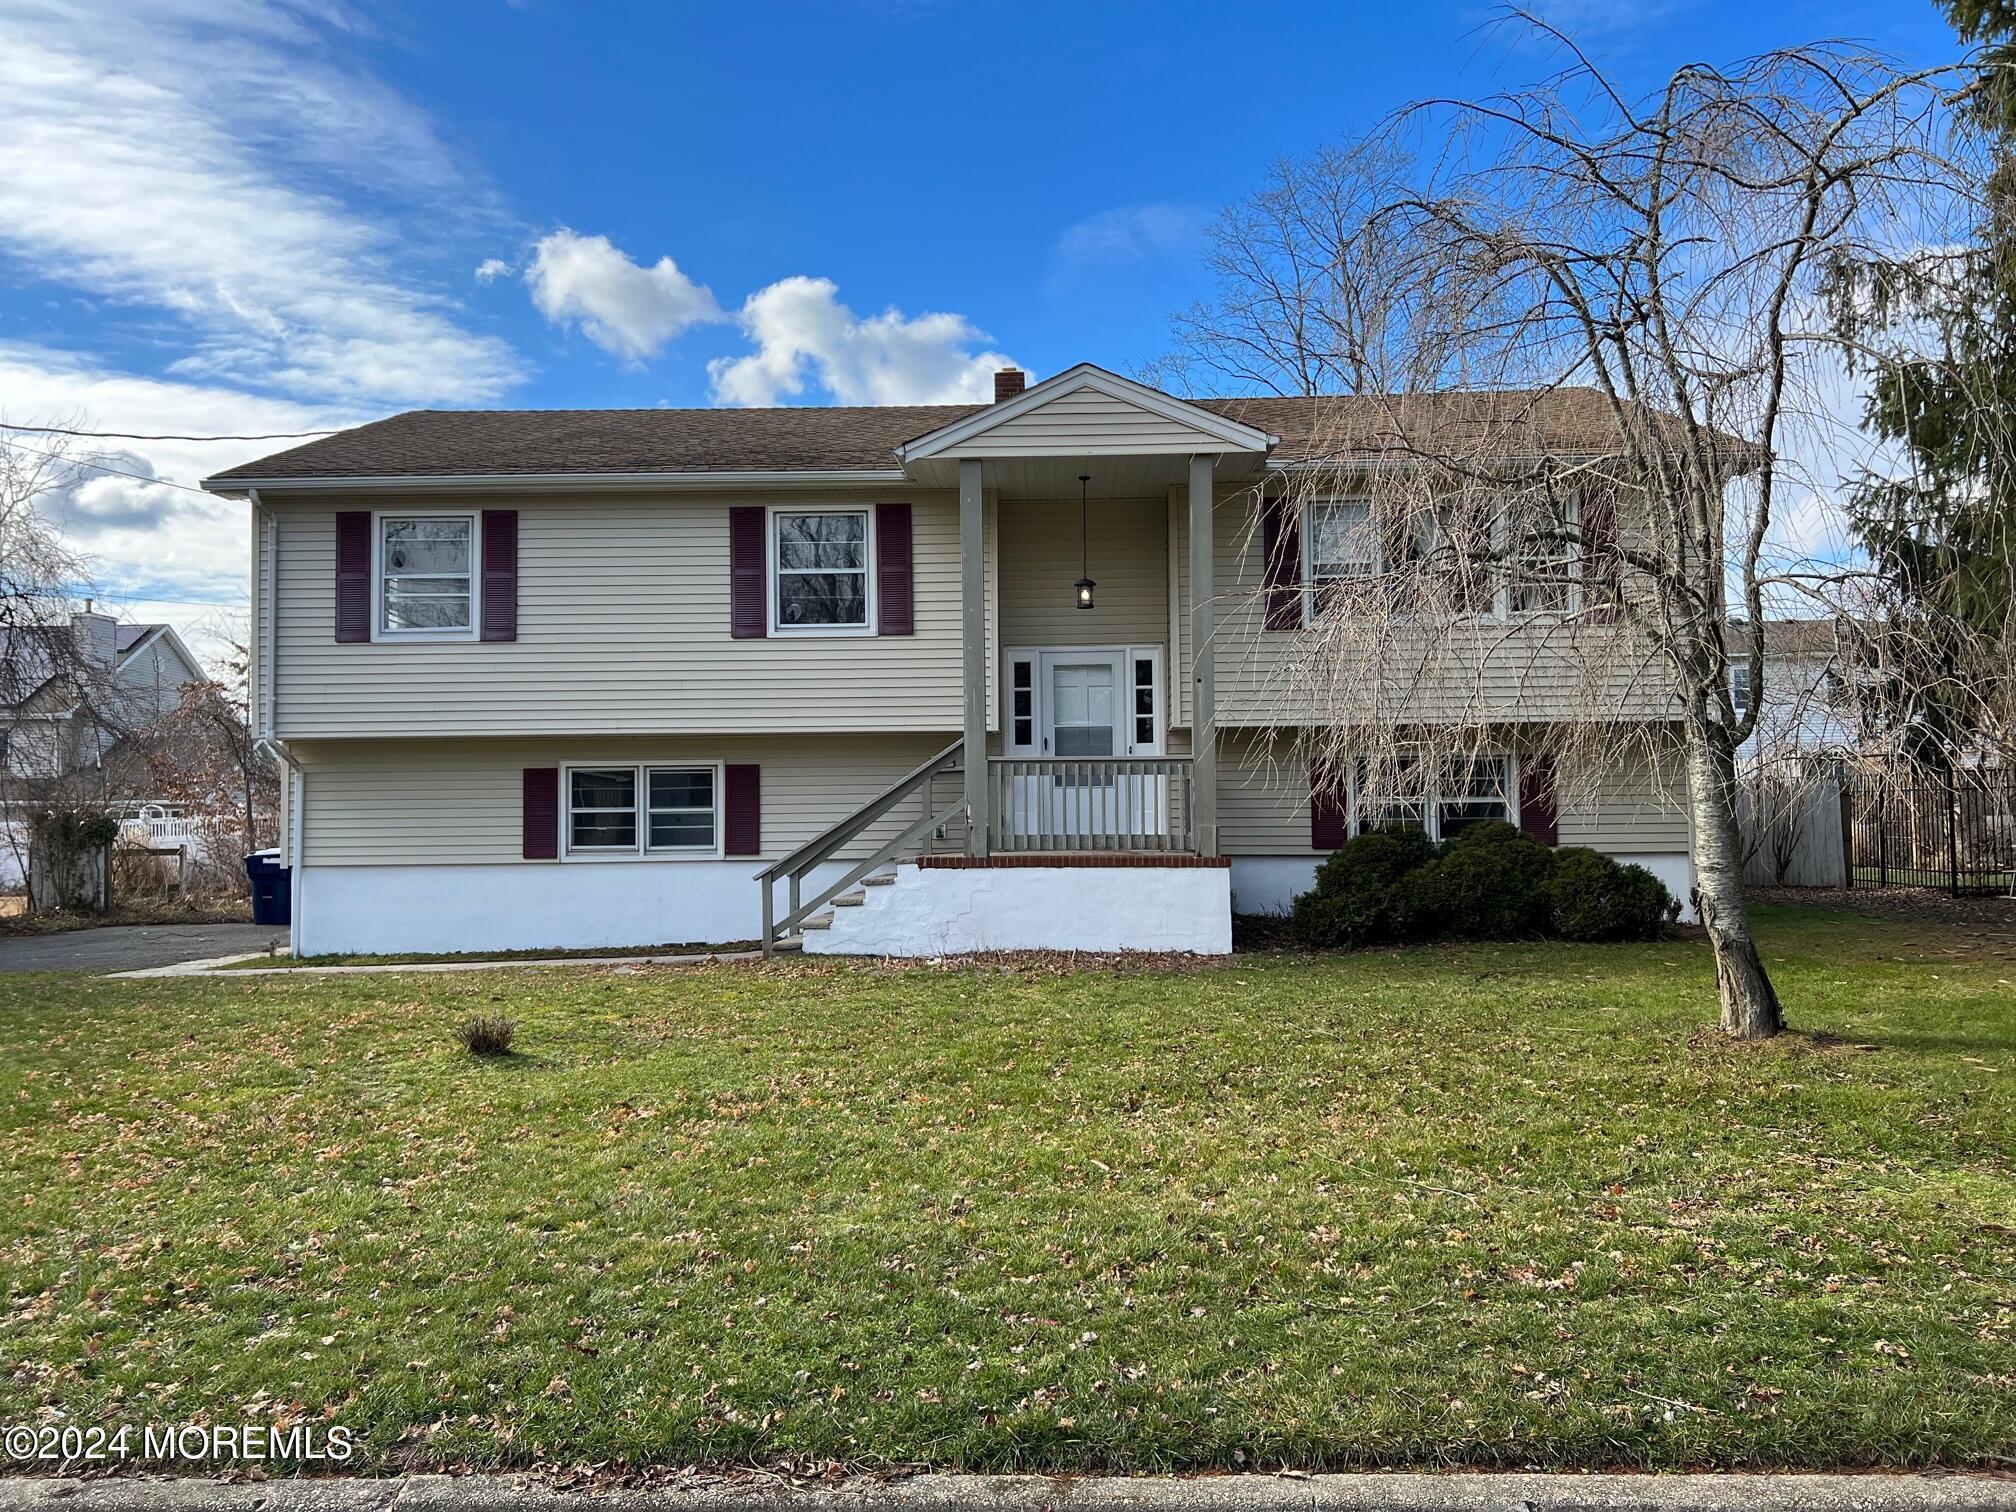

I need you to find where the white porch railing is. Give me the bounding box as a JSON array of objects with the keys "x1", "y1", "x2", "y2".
[
  {"x1": 119, "y1": 817, "x2": 202, "y2": 845},
  {"x1": 987, "y1": 756, "x2": 1193, "y2": 854}
]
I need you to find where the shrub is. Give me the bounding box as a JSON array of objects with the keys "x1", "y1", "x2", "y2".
[
  {"x1": 1290, "y1": 826, "x2": 1438, "y2": 948},
  {"x1": 455, "y1": 1015, "x2": 516, "y2": 1057},
  {"x1": 1544, "y1": 847, "x2": 1678, "y2": 941},
  {"x1": 1411, "y1": 821, "x2": 1556, "y2": 939}
]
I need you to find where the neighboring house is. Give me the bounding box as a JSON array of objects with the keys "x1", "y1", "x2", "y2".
[
  {"x1": 203, "y1": 363, "x2": 1700, "y2": 958},
  {"x1": 0, "y1": 611, "x2": 209, "y2": 890},
  {"x1": 1730, "y1": 619, "x2": 1865, "y2": 767}
]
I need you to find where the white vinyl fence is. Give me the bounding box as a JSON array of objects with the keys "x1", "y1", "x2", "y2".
[{"x1": 1739, "y1": 766, "x2": 1848, "y2": 889}]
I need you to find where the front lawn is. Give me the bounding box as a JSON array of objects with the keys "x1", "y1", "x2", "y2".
[{"x1": 1, "y1": 906, "x2": 2011, "y2": 1474}]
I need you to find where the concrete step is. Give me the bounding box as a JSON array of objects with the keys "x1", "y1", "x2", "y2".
[
  {"x1": 863, "y1": 874, "x2": 897, "y2": 887},
  {"x1": 772, "y1": 936, "x2": 805, "y2": 953},
  {"x1": 833, "y1": 891, "x2": 867, "y2": 907},
  {"x1": 801, "y1": 912, "x2": 834, "y2": 931}
]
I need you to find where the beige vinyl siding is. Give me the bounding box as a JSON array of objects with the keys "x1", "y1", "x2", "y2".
[
  {"x1": 1218, "y1": 733, "x2": 1313, "y2": 854},
  {"x1": 1175, "y1": 485, "x2": 1678, "y2": 729},
  {"x1": 1558, "y1": 746, "x2": 1691, "y2": 851},
  {"x1": 293, "y1": 734, "x2": 955, "y2": 866},
  {"x1": 269, "y1": 490, "x2": 992, "y2": 738},
  {"x1": 1213, "y1": 730, "x2": 1690, "y2": 857},
  {"x1": 998, "y1": 496, "x2": 1169, "y2": 648},
  {"x1": 953, "y1": 387, "x2": 1239, "y2": 458}
]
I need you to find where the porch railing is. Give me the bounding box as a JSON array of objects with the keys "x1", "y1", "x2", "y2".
[{"x1": 987, "y1": 756, "x2": 1193, "y2": 854}]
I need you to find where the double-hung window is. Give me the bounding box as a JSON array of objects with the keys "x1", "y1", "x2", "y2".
[
  {"x1": 1351, "y1": 754, "x2": 1513, "y2": 840},
  {"x1": 379, "y1": 514, "x2": 475, "y2": 635},
  {"x1": 1304, "y1": 498, "x2": 1376, "y2": 619},
  {"x1": 773, "y1": 509, "x2": 871, "y2": 631},
  {"x1": 1402, "y1": 503, "x2": 1495, "y2": 615},
  {"x1": 1509, "y1": 498, "x2": 1578, "y2": 615},
  {"x1": 1435, "y1": 757, "x2": 1512, "y2": 840},
  {"x1": 565, "y1": 764, "x2": 719, "y2": 857}
]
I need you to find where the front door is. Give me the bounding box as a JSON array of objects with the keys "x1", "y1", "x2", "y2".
[
  {"x1": 1041, "y1": 651, "x2": 1125, "y2": 760},
  {"x1": 1002, "y1": 647, "x2": 1167, "y2": 846}
]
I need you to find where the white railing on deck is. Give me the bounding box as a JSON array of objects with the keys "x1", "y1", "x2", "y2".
[{"x1": 988, "y1": 756, "x2": 1193, "y2": 853}]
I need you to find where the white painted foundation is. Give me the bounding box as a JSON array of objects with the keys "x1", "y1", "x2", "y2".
[
  {"x1": 1229, "y1": 858, "x2": 1322, "y2": 917},
  {"x1": 294, "y1": 860, "x2": 857, "y2": 956},
  {"x1": 1611, "y1": 852, "x2": 1699, "y2": 923},
  {"x1": 802, "y1": 862, "x2": 1233, "y2": 956}
]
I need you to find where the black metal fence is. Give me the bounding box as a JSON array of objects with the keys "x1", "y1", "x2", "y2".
[{"x1": 1846, "y1": 771, "x2": 2016, "y2": 897}]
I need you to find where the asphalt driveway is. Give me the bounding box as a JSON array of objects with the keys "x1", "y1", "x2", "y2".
[{"x1": 0, "y1": 922, "x2": 284, "y2": 973}]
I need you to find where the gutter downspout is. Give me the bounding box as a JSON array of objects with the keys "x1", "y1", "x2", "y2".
[
  {"x1": 255, "y1": 737, "x2": 304, "y2": 959},
  {"x1": 249, "y1": 491, "x2": 300, "y2": 956}
]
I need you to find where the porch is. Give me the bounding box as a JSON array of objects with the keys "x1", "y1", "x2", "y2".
[{"x1": 758, "y1": 366, "x2": 1280, "y2": 955}]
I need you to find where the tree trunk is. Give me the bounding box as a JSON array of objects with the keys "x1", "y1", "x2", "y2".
[{"x1": 1686, "y1": 731, "x2": 1784, "y2": 1039}]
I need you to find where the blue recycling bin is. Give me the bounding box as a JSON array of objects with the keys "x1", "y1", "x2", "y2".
[{"x1": 244, "y1": 849, "x2": 292, "y2": 926}]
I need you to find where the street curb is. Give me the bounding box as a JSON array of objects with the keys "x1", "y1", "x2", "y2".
[
  {"x1": 104, "y1": 950, "x2": 766, "y2": 981},
  {"x1": 2, "y1": 1472, "x2": 2013, "y2": 1512}
]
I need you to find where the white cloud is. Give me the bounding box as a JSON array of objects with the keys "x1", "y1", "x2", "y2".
[
  {"x1": 475, "y1": 257, "x2": 513, "y2": 284},
  {"x1": 1052, "y1": 202, "x2": 1209, "y2": 282},
  {"x1": 524, "y1": 230, "x2": 722, "y2": 362},
  {"x1": 1, "y1": 341, "x2": 361, "y2": 613},
  {"x1": 0, "y1": 0, "x2": 520, "y2": 406},
  {"x1": 708, "y1": 276, "x2": 1015, "y2": 407}
]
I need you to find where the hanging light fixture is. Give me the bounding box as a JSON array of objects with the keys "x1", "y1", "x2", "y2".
[{"x1": 1074, "y1": 472, "x2": 1096, "y2": 610}]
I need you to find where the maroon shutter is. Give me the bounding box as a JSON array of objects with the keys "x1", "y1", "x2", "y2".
[
  {"x1": 1262, "y1": 495, "x2": 1303, "y2": 631},
  {"x1": 876, "y1": 502, "x2": 914, "y2": 635},
  {"x1": 522, "y1": 767, "x2": 559, "y2": 860},
  {"x1": 1583, "y1": 488, "x2": 1620, "y2": 621},
  {"x1": 1519, "y1": 757, "x2": 1559, "y2": 847},
  {"x1": 334, "y1": 511, "x2": 372, "y2": 643},
  {"x1": 1310, "y1": 761, "x2": 1349, "y2": 849},
  {"x1": 729, "y1": 506, "x2": 767, "y2": 639},
  {"x1": 724, "y1": 764, "x2": 761, "y2": 855},
  {"x1": 481, "y1": 509, "x2": 518, "y2": 642}
]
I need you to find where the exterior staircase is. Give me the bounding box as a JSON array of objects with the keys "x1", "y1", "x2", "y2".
[{"x1": 769, "y1": 870, "x2": 897, "y2": 953}]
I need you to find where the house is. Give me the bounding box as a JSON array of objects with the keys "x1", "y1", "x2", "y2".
[
  {"x1": 1, "y1": 610, "x2": 209, "y2": 891},
  {"x1": 202, "y1": 363, "x2": 1698, "y2": 958},
  {"x1": 1, "y1": 611, "x2": 206, "y2": 780},
  {"x1": 1731, "y1": 619, "x2": 1866, "y2": 768}
]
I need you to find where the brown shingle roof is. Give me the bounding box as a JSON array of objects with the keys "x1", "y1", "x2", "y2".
[{"x1": 206, "y1": 387, "x2": 1746, "y2": 485}]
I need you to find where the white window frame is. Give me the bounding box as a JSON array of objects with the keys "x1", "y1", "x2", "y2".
[
  {"x1": 372, "y1": 510, "x2": 479, "y2": 642},
  {"x1": 1731, "y1": 663, "x2": 1751, "y2": 719},
  {"x1": 767, "y1": 505, "x2": 876, "y2": 637},
  {"x1": 1347, "y1": 753, "x2": 1517, "y2": 842},
  {"x1": 1505, "y1": 496, "x2": 1581, "y2": 618},
  {"x1": 1299, "y1": 496, "x2": 1378, "y2": 627},
  {"x1": 560, "y1": 761, "x2": 725, "y2": 861}
]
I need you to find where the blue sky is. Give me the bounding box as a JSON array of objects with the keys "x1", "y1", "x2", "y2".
[{"x1": 0, "y1": 0, "x2": 1960, "y2": 657}]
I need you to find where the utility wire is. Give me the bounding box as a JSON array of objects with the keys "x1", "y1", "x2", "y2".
[
  {"x1": 3, "y1": 439, "x2": 215, "y2": 499},
  {"x1": 0, "y1": 420, "x2": 337, "y2": 442}
]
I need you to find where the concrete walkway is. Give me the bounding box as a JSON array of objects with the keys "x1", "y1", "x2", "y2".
[
  {"x1": 0, "y1": 922, "x2": 285, "y2": 974},
  {"x1": 1, "y1": 1473, "x2": 2011, "y2": 1511},
  {"x1": 108, "y1": 948, "x2": 764, "y2": 980}
]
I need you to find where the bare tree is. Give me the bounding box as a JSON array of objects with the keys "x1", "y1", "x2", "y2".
[
  {"x1": 1174, "y1": 20, "x2": 1975, "y2": 1036},
  {"x1": 0, "y1": 426, "x2": 153, "y2": 910}
]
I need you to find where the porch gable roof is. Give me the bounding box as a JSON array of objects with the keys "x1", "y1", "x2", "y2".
[{"x1": 894, "y1": 364, "x2": 1277, "y2": 468}]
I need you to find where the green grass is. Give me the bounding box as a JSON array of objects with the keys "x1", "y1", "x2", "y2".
[
  {"x1": 2, "y1": 905, "x2": 2012, "y2": 1474},
  {"x1": 212, "y1": 939, "x2": 758, "y2": 969}
]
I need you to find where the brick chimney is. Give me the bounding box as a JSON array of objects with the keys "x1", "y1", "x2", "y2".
[{"x1": 993, "y1": 367, "x2": 1026, "y2": 403}]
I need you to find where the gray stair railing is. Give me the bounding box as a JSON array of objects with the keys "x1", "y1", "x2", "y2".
[{"x1": 757, "y1": 737, "x2": 965, "y2": 954}]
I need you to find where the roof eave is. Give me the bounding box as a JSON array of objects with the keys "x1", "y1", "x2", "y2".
[{"x1": 202, "y1": 467, "x2": 914, "y2": 497}]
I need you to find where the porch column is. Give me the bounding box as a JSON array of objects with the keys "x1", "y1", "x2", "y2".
[
  {"x1": 1188, "y1": 453, "x2": 1218, "y2": 855},
  {"x1": 960, "y1": 457, "x2": 990, "y2": 856}
]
